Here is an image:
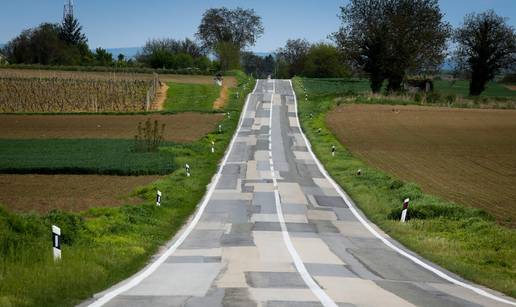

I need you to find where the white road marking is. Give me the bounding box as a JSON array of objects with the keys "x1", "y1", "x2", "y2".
[
  {"x1": 269, "y1": 80, "x2": 338, "y2": 307},
  {"x1": 288, "y1": 80, "x2": 516, "y2": 306},
  {"x1": 86, "y1": 81, "x2": 260, "y2": 307}
]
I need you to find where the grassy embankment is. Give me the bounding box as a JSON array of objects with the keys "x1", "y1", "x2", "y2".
[
  {"x1": 293, "y1": 77, "x2": 516, "y2": 298},
  {"x1": 0, "y1": 72, "x2": 255, "y2": 307}
]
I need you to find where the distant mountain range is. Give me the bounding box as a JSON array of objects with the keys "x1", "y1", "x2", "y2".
[{"x1": 105, "y1": 47, "x2": 141, "y2": 59}]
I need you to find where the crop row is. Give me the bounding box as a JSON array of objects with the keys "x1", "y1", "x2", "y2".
[{"x1": 0, "y1": 76, "x2": 158, "y2": 113}]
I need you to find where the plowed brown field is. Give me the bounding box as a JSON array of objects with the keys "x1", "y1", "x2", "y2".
[
  {"x1": 0, "y1": 174, "x2": 159, "y2": 213},
  {"x1": 326, "y1": 104, "x2": 516, "y2": 225},
  {"x1": 0, "y1": 113, "x2": 223, "y2": 142}
]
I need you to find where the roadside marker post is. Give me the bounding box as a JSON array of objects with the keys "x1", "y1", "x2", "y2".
[
  {"x1": 331, "y1": 145, "x2": 336, "y2": 157},
  {"x1": 317, "y1": 128, "x2": 321, "y2": 134},
  {"x1": 185, "y1": 164, "x2": 191, "y2": 177},
  {"x1": 357, "y1": 169, "x2": 362, "y2": 176},
  {"x1": 400, "y1": 198, "x2": 410, "y2": 222},
  {"x1": 156, "y1": 190, "x2": 162, "y2": 206},
  {"x1": 211, "y1": 141, "x2": 215, "y2": 153},
  {"x1": 52, "y1": 225, "x2": 61, "y2": 262},
  {"x1": 218, "y1": 124, "x2": 222, "y2": 133}
]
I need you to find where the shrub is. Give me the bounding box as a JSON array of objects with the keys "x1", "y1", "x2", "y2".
[
  {"x1": 425, "y1": 91, "x2": 442, "y2": 103},
  {"x1": 133, "y1": 119, "x2": 166, "y2": 152},
  {"x1": 445, "y1": 94, "x2": 457, "y2": 104}
]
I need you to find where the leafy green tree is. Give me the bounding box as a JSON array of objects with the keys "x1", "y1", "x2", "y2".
[
  {"x1": 303, "y1": 43, "x2": 349, "y2": 78},
  {"x1": 137, "y1": 38, "x2": 208, "y2": 70},
  {"x1": 197, "y1": 7, "x2": 263, "y2": 71},
  {"x1": 334, "y1": 0, "x2": 450, "y2": 92},
  {"x1": 3, "y1": 23, "x2": 81, "y2": 65},
  {"x1": 454, "y1": 10, "x2": 516, "y2": 96},
  {"x1": 94, "y1": 47, "x2": 113, "y2": 66},
  {"x1": 275, "y1": 39, "x2": 310, "y2": 78},
  {"x1": 242, "y1": 52, "x2": 276, "y2": 78}
]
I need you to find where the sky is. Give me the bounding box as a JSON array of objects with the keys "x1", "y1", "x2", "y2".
[{"x1": 1, "y1": 0, "x2": 515, "y2": 52}]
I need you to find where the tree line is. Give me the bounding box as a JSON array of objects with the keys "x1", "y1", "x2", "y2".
[{"x1": 1, "y1": 1, "x2": 515, "y2": 95}]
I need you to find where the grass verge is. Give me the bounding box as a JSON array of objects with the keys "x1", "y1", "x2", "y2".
[
  {"x1": 0, "y1": 73, "x2": 255, "y2": 307},
  {"x1": 293, "y1": 77, "x2": 516, "y2": 298},
  {"x1": 0, "y1": 139, "x2": 175, "y2": 176}
]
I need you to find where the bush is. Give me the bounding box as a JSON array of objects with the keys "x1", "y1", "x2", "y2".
[
  {"x1": 388, "y1": 202, "x2": 493, "y2": 222},
  {"x1": 414, "y1": 92, "x2": 423, "y2": 103},
  {"x1": 425, "y1": 91, "x2": 442, "y2": 103},
  {"x1": 445, "y1": 93, "x2": 457, "y2": 104}
]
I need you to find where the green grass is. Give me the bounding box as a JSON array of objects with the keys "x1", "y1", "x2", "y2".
[
  {"x1": 434, "y1": 80, "x2": 516, "y2": 98},
  {"x1": 0, "y1": 139, "x2": 175, "y2": 176},
  {"x1": 0, "y1": 74, "x2": 255, "y2": 307},
  {"x1": 164, "y1": 82, "x2": 220, "y2": 112},
  {"x1": 293, "y1": 77, "x2": 516, "y2": 298},
  {"x1": 299, "y1": 77, "x2": 516, "y2": 99},
  {"x1": 302, "y1": 78, "x2": 371, "y2": 96}
]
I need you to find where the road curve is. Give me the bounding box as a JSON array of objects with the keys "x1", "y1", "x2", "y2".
[{"x1": 83, "y1": 79, "x2": 515, "y2": 307}]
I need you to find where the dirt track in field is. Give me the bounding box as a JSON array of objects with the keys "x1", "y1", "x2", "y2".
[
  {"x1": 326, "y1": 104, "x2": 516, "y2": 226},
  {"x1": 0, "y1": 68, "x2": 237, "y2": 87},
  {"x1": 213, "y1": 86, "x2": 229, "y2": 109},
  {"x1": 0, "y1": 174, "x2": 159, "y2": 213},
  {"x1": 0, "y1": 113, "x2": 223, "y2": 142}
]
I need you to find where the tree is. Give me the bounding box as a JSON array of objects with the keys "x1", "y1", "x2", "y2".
[
  {"x1": 137, "y1": 38, "x2": 209, "y2": 70},
  {"x1": 59, "y1": 13, "x2": 87, "y2": 46},
  {"x1": 94, "y1": 48, "x2": 113, "y2": 66},
  {"x1": 197, "y1": 7, "x2": 264, "y2": 71},
  {"x1": 454, "y1": 11, "x2": 516, "y2": 96},
  {"x1": 3, "y1": 23, "x2": 81, "y2": 65},
  {"x1": 303, "y1": 43, "x2": 349, "y2": 78},
  {"x1": 333, "y1": 0, "x2": 388, "y2": 92},
  {"x1": 241, "y1": 52, "x2": 276, "y2": 78},
  {"x1": 275, "y1": 39, "x2": 310, "y2": 78},
  {"x1": 334, "y1": 0, "x2": 450, "y2": 92}
]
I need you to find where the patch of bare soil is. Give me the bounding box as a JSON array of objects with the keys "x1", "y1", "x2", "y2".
[
  {"x1": 0, "y1": 113, "x2": 224, "y2": 143},
  {"x1": 152, "y1": 82, "x2": 169, "y2": 110},
  {"x1": 0, "y1": 174, "x2": 159, "y2": 213}
]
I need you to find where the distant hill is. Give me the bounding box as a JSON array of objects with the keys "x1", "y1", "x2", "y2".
[{"x1": 105, "y1": 47, "x2": 141, "y2": 59}]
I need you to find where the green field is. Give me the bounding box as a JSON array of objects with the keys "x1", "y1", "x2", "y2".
[
  {"x1": 294, "y1": 77, "x2": 516, "y2": 298},
  {"x1": 434, "y1": 80, "x2": 516, "y2": 97},
  {"x1": 300, "y1": 77, "x2": 516, "y2": 99},
  {"x1": 164, "y1": 82, "x2": 220, "y2": 112},
  {"x1": 0, "y1": 139, "x2": 175, "y2": 175},
  {"x1": 0, "y1": 73, "x2": 255, "y2": 307}
]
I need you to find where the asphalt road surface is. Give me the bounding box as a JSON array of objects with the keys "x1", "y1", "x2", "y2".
[{"x1": 84, "y1": 80, "x2": 515, "y2": 307}]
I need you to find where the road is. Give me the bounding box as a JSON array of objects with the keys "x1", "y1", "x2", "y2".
[{"x1": 84, "y1": 79, "x2": 515, "y2": 307}]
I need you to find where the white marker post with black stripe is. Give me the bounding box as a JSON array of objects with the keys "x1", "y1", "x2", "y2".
[
  {"x1": 218, "y1": 124, "x2": 222, "y2": 133},
  {"x1": 211, "y1": 141, "x2": 215, "y2": 153},
  {"x1": 156, "y1": 190, "x2": 162, "y2": 206},
  {"x1": 400, "y1": 198, "x2": 410, "y2": 222},
  {"x1": 52, "y1": 225, "x2": 61, "y2": 262},
  {"x1": 331, "y1": 145, "x2": 336, "y2": 157},
  {"x1": 185, "y1": 163, "x2": 191, "y2": 177}
]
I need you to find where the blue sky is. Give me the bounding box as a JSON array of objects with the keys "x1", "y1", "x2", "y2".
[{"x1": 1, "y1": 0, "x2": 515, "y2": 52}]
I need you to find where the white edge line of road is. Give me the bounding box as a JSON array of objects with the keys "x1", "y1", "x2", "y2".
[
  {"x1": 288, "y1": 79, "x2": 516, "y2": 306},
  {"x1": 86, "y1": 79, "x2": 260, "y2": 307},
  {"x1": 268, "y1": 80, "x2": 338, "y2": 307}
]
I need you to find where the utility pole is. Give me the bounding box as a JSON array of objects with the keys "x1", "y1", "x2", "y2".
[{"x1": 63, "y1": 0, "x2": 74, "y2": 20}]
